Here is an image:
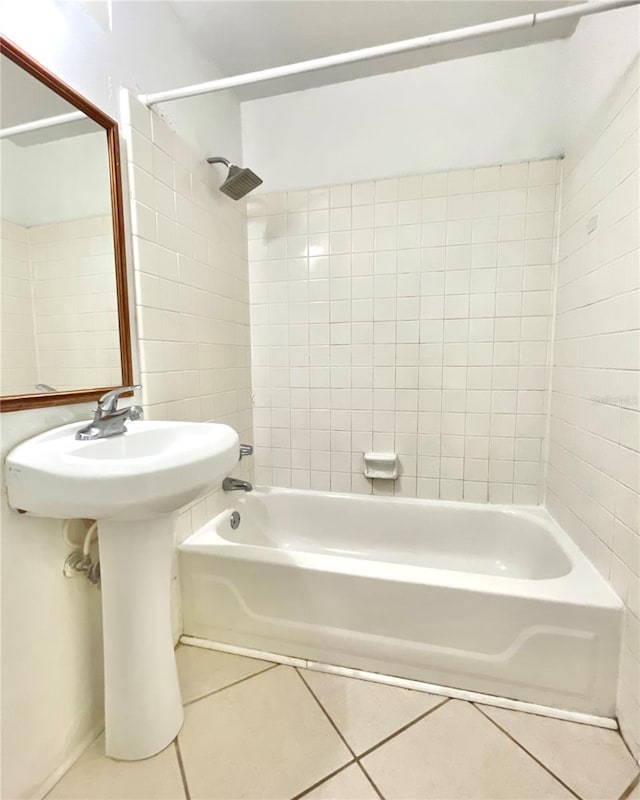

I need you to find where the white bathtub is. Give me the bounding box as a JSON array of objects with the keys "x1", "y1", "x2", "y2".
[{"x1": 179, "y1": 487, "x2": 622, "y2": 718}]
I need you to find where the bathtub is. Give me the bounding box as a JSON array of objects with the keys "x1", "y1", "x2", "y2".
[{"x1": 178, "y1": 487, "x2": 622, "y2": 718}]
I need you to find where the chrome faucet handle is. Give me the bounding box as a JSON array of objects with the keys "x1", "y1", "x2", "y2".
[
  {"x1": 239, "y1": 444, "x2": 253, "y2": 459},
  {"x1": 98, "y1": 385, "x2": 142, "y2": 414},
  {"x1": 128, "y1": 405, "x2": 144, "y2": 421}
]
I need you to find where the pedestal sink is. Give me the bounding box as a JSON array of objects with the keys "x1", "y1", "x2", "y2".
[{"x1": 5, "y1": 419, "x2": 239, "y2": 760}]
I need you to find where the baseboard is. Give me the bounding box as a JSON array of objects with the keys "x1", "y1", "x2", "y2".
[{"x1": 29, "y1": 722, "x2": 104, "y2": 800}]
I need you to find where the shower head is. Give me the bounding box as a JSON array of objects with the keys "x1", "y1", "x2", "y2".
[{"x1": 206, "y1": 156, "x2": 263, "y2": 200}]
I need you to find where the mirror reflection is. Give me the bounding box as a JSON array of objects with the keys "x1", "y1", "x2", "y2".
[{"x1": 0, "y1": 54, "x2": 122, "y2": 396}]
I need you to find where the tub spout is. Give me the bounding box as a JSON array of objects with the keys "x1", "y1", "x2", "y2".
[{"x1": 222, "y1": 477, "x2": 253, "y2": 492}]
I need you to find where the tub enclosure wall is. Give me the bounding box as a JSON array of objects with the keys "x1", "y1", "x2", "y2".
[
  {"x1": 248, "y1": 158, "x2": 560, "y2": 505},
  {"x1": 546, "y1": 55, "x2": 640, "y2": 757},
  {"x1": 122, "y1": 92, "x2": 254, "y2": 644}
]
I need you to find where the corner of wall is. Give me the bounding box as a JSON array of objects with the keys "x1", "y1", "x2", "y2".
[{"x1": 545, "y1": 52, "x2": 640, "y2": 760}]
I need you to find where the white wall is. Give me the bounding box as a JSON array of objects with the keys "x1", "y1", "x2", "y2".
[
  {"x1": 565, "y1": 5, "x2": 640, "y2": 142},
  {"x1": 0, "y1": 133, "x2": 111, "y2": 227},
  {"x1": 241, "y1": 41, "x2": 567, "y2": 193},
  {"x1": 1, "y1": 0, "x2": 242, "y2": 162},
  {"x1": 0, "y1": 402, "x2": 106, "y2": 800},
  {"x1": 0, "y1": 2, "x2": 243, "y2": 798}
]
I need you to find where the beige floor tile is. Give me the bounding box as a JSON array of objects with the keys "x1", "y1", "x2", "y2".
[
  {"x1": 46, "y1": 735, "x2": 184, "y2": 799},
  {"x1": 176, "y1": 643, "x2": 272, "y2": 703},
  {"x1": 300, "y1": 669, "x2": 444, "y2": 755},
  {"x1": 479, "y1": 704, "x2": 640, "y2": 800},
  {"x1": 178, "y1": 666, "x2": 352, "y2": 799},
  {"x1": 362, "y1": 699, "x2": 573, "y2": 799},
  {"x1": 301, "y1": 764, "x2": 379, "y2": 799}
]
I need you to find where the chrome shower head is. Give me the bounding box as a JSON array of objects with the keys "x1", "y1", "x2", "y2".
[{"x1": 206, "y1": 156, "x2": 263, "y2": 200}]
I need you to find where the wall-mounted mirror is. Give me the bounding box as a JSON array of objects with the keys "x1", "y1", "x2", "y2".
[{"x1": 0, "y1": 37, "x2": 132, "y2": 412}]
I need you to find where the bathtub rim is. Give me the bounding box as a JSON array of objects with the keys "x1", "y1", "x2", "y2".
[
  {"x1": 179, "y1": 634, "x2": 618, "y2": 731},
  {"x1": 215, "y1": 486, "x2": 573, "y2": 580},
  {"x1": 179, "y1": 486, "x2": 623, "y2": 610}
]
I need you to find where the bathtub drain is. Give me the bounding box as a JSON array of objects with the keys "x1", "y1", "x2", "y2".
[{"x1": 230, "y1": 511, "x2": 241, "y2": 530}]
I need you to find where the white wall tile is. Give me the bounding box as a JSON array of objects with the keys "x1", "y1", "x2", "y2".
[
  {"x1": 0, "y1": 216, "x2": 120, "y2": 394},
  {"x1": 123, "y1": 93, "x2": 254, "y2": 639},
  {"x1": 545, "y1": 57, "x2": 640, "y2": 760},
  {"x1": 249, "y1": 158, "x2": 559, "y2": 503}
]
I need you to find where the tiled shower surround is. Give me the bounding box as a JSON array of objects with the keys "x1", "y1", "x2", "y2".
[
  {"x1": 0, "y1": 219, "x2": 37, "y2": 394},
  {"x1": 0, "y1": 215, "x2": 119, "y2": 394},
  {"x1": 547, "y1": 58, "x2": 640, "y2": 758},
  {"x1": 122, "y1": 93, "x2": 253, "y2": 483},
  {"x1": 121, "y1": 94, "x2": 254, "y2": 637},
  {"x1": 248, "y1": 160, "x2": 560, "y2": 503}
]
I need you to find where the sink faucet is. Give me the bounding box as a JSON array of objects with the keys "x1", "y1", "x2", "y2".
[
  {"x1": 222, "y1": 477, "x2": 253, "y2": 492},
  {"x1": 76, "y1": 386, "x2": 143, "y2": 441}
]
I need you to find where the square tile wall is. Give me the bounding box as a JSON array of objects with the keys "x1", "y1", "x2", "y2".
[
  {"x1": 248, "y1": 159, "x2": 561, "y2": 504},
  {"x1": 0, "y1": 218, "x2": 38, "y2": 394},
  {"x1": 121, "y1": 93, "x2": 253, "y2": 637},
  {"x1": 0, "y1": 215, "x2": 120, "y2": 394},
  {"x1": 546, "y1": 57, "x2": 640, "y2": 759},
  {"x1": 29, "y1": 215, "x2": 121, "y2": 391}
]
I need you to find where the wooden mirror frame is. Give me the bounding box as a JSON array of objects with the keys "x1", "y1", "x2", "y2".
[{"x1": 0, "y1": 36, "x2": 133, "y2": 412}]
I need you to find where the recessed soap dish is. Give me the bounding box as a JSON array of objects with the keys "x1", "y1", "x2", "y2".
[{"x1": 363, "y1": 452, "x2": 398, "y2": 480}]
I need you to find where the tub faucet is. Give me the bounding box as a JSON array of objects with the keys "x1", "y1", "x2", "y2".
[
  {"x1": 76, "y1": 386, "x2": 143, "y2": 440},
  {"x1": 222, "y1": 477, "x2": 253, "y2": 492}
]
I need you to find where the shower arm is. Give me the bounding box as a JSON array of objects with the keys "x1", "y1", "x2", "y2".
[
  {"x1": 139, "y1": 0, "x2": 640, "y2": 107},
  {"x1": 206, "y1": 157, "x2": 231, "y2": 167}
]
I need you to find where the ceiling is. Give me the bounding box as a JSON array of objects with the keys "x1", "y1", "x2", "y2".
[{"x1": 169, "y1": 0, "x2": 582, "y2": 101}]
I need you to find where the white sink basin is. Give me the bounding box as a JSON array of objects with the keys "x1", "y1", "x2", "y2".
[
  {"x1": 5, "y1": 418, "x2": 242, "y2": 762},
  {"x1": 6, "y1": 419, "x2": 239, "y2": 520}
]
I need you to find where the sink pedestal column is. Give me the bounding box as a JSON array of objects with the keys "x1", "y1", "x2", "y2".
[{"x1": 98, "y1": 516, "x2": 183, "y2": 760}]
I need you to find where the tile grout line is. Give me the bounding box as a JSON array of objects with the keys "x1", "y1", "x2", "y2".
[
  {"x1": 183, "y1": 663, "x2": 279, "y2": 707},
  {"x1": 294, "y1": 667, "x2": 392, "y2": 799},
  {"x1": 174, "y1": 738, "x2": 191, "y2": 800},
  {"x1": 292, "y1": 673, "x2": 451, "y2": 800},
  {"x1": 619, "y1": 771, "x2": 640, "y2": 800},
  {"x1": 355, "y1": 761, "x2": 386, "y2": 800},
  {"x1": 290, "y1": 759, "x2": 357, "y2": 800},
  {"x1": 294, "y1": 667, "x2": 357, "y2": 758},
  {"x1": 473, "y1": 704, "x2": 582, "y2": 800},
  {"x1": 355, "y1": 696, "x2": 451, "y2": 760}
]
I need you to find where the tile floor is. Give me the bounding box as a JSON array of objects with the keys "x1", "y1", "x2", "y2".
[{"x1": 47, "y1": 645, "x2": 640, "y2": 800}]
